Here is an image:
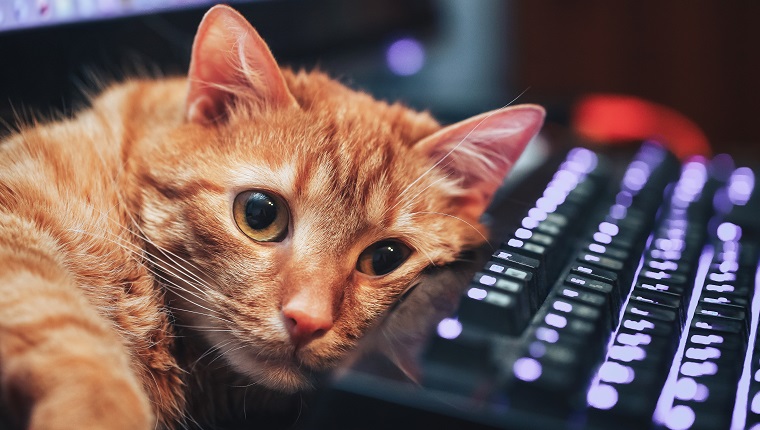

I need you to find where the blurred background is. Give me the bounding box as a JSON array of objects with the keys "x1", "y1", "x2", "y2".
[{"x1": 1, "y1": 0, "x2": 759, "y2": 160}]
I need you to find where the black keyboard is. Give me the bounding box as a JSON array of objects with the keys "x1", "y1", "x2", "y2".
[{"x1": 304, "y1": 142, "x2": 760, "y2": 430}]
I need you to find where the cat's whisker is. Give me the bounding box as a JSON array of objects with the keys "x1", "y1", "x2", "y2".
[
  {"x1": 162, "y1": 283, "x2": 227, "y2": 319},
  {"x1": 395, "y1": 113, "x2": 495, "y2": 204},
  {"x1": 395, "y1": 88, "x2": 530, "y2": 208},
  {"x1": 191, "y1": 339, "x2": 235, "y2": 370},
  {"x1": 87, "y1": 199, "x2": 222, "y2": 295},
  {"x1": 210, "y1": 343, "x2": 249, "y2": 369},
  {"x1": 386, "y1": 171, "x2": 452, "y2": 215},
  {"x1": 165, "y1": 305, "x2": 236, "y2": 326},
  {"x1": 410, "y1": 211, "x2": 491, "y2": 247},
  {"x1": 123, "y1": 210, "x2": 221, "y2": 291},
  {"x1": 68, "y1": 227, "x2": 225, "y2": 314}
]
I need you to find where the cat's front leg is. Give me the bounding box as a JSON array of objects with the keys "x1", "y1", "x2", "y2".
[{"x1": 0, "y1": 229, "x2": 153, "y2": 429}]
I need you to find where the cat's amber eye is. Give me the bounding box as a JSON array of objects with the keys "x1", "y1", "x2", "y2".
[
  {"x1": 233, "y1": 191, "x2": 289, "y2": 242},
  {"x1": 357, "y1": 240, "x2": 412, "y2": 276}
]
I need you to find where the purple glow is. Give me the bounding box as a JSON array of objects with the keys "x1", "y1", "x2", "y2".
[
  {"x1": 717, "y1": 222, "x2": 742, "y2": 242},
  {"x1": 752, "y1": 392, "x2": 760, "y2": 414},
  {"x1": 719, "y1": 260, "x2": 739, "y2": 273},
  {"x1": 521, "y1": 216, "x2": 539, "y2": 229},
  {"x1": 593, "y1": 232, "x2": 612, "y2": 244},
  {"x1": 616, "y1": 191, "x2": 634, "y2": 207},
  {"x1": 665, "y1": 405, "x2": 695, "y2": 430},
  {"x1": 673, "y1": 378, "x2": 709, "y2": 402},
  {"x1": 680, "y1": 361, "x2": 718, "y2": 377},
  {"x1": 690, "y1": 334, "x2": 725, "y2": 346},
  {"x1": 386, "y1": 38, "x2": 425, "y2": 76},
  {"x1": 545, "y1": 313, "x2": 567, "y2": 328},
  {"x1": 617, "y1": 332, "x2": 652, "y2": 346},
  {"x1": 514, "y1": 357, "x2": 542, "y2": 381},
  {"x1": 729, "y1": 241, "x2": 760, "y2": 429},
  {"x1": 703, "y1": 297, "x2": 729, "y2": 305},
  {"x1": 562, "y1": 288, "x2": 579, "y2": 298},
  {"x1": 488, "y1": 263, "x2": 505, "y2": 273},
  {"x1": 544, "y1": 186, "x2": 569, "y2": 202},
  {"x1": 467, "y1": 287, "x2": 488, "y2": 300},
  {"x1": 436, "y1": 318, "x2": 462, "y2": 339},
  {"x1": 665, "y1": 226, "x2": 687, "y2": 239},
  {"x1": 587, "y1": 384, "x2": 619, "y2": 409},
  {"x1": 535, "y1": 197, "x2": 558, "y2": 212},
  {"x1": 722, "y1": 249, "x2": 739, "y2": 262},
  {"x1": 599, "y1": 361, "x2": 635, "y2": 384},
  {"x1": 714, "y1": 188, "x2": 733, "y2": 214},
  {"x1": 566, "y1": 147, "x2": 599, "y2": 173},
  {"x1": 694, "y1": 385, "x2": 709, "y2": 402},
  {"x1": 630, "y1": 306, "x2": 651, "y2": 316},
  {"x1": 673, "y1": 377, "x2": 697, "y2": 400},
  {"x1": 584, "y1": 254, "x2": 601, "y2": 263},
  {"x1": 529, "y1": 341, "x2": 546, "y2": 358},
  {"x1": 728, "y1": 167, "x2": 755, "y2": 206},
  {"x1": 718, "y1": 260, "x2": 739, "y2": 273},
  {"x1": 624, "y1": 319, "x2": 655, "y2": 331},
  {"x1": 650, "y1": 249, "x2": 682, "y2": 260},
  {"x1": 528, "y1": 208, "x2": 547, "y2": 221},
  {"x1": 609, "y1": 203, "x2": 628, "y2": 219},
  {"x1": 609, "y1": 345, "x2": 646, "y2": 362},
  {"x1": 588, "y1": 243, "x2": 607, "y2": 254},
  {"x1": 515, "y1": 228, "x2": 533, "y2": 240},
  {"x1": 552, "y1": 170, "x2": 581, "y2": 189},
  {"x1": 599, "y1": 222, "x2": 620, "y2": 236},
  {"x1": 653, "y1": 246, "x2": 714, "y2": 426},
  {"x1": 705, "y1": 283, "x2": 735, "y2": 293},
  {"x1": 639, "y1": 282, "x2": 671, "y2": 292},
  {"x1": 649, "y1": 260, "x2": 679, "y2": 271},
  {"x1": 507, "y1": 238, "x2": 524, "y2": 248},
  {"x1": 535, "y1": 327, "x2": 559, "y2": 343},
  {"x1": 477, "y1": 274, "x2": 497, "y2": 286},
  {"x1": 709, "y1": 272, "x2": 736, "y2": 282},
  {"x1": 684, "y1": 347, "x2": 721, "y2": 361},
  {"x1": 553, "y1": 301, "x2": 573, "y2": 313},
  {"x1": 643, "y1": 270, "x2": 672, "y2": 280},
  {"x1": 623, "y1": 162, "x2": 650, "y2": 192}
]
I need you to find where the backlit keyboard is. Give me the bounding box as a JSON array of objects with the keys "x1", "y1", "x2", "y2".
[{"x1": 306, "y1": 142, "x2": 760, "y2": 430}]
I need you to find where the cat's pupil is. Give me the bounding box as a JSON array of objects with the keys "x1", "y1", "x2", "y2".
[
  {"x1": 245, "y1": 192, "x2": 277, "y2": 230},
  {"x1": 372, "y1": 242, "x2": 406, "y2": 275}
]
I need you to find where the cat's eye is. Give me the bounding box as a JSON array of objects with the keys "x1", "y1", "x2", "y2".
[
  {"x1": 233, "y1": 190, "x2": 289, "y2": 242},
  {"x1": 357, "y1": 240, "x2": 411, "y2": 276}
]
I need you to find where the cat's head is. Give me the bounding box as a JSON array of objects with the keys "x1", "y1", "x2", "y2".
[{"x1": 135, "y1": 5, "x2": 543, "y2": 393}]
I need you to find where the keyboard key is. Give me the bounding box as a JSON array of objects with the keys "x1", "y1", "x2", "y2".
[{"x1": 457, "y1": 286, "x2": 529, "y2": 336}]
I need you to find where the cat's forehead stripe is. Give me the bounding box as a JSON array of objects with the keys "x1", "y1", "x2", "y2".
[{"x1": 228, "y1": 161, "x2": 297, "y2": 197}]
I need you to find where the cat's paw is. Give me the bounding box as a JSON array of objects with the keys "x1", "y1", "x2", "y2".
[
  {"x1": 28, "y1": 383, "x2": 155, "y2": 430},
  {"x1": 23, "y1": 371, "x2": 153, "y2": 430}
]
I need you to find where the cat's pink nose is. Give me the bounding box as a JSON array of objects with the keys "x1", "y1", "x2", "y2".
[{"x1": 282, "y1": 303, "x2": 333, "y2": 348}]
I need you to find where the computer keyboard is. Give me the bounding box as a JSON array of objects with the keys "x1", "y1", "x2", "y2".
[{"x1": 305, "y1": 142, "x2": 760, "y2": 430}]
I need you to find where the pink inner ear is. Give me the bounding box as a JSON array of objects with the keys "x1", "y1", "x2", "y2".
[
  {"x1": 415, "y1": 104, "x2": 545, "y2": 217},
  {"x1": 185, "y1": 5, "x2": 297, "y2": 124}
]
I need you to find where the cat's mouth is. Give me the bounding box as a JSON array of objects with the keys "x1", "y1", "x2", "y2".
[{"x1": 222, "y1": 341, "x2": 332, "y2": 393}]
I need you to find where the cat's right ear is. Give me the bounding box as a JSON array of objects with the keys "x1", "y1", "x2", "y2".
[{"x1": 185, "y1": 5, "x2": 298, "y2": 124}]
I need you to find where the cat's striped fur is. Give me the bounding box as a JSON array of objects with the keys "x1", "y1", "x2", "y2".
[{"x1": 0, "y1": 5, "x2": 543, "y2": 429}]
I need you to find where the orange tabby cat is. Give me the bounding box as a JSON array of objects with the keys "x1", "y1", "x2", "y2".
[{"x1": 0, "y1": 5, "x2": 544, "y2": 429}]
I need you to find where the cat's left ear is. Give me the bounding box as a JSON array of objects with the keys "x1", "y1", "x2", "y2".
[
  {"x1": 185, "y1": 5, "x2": 298, "y2": 124},
  {"x1": 414, "y1": 104, "x2": 545, "y2": 219}
]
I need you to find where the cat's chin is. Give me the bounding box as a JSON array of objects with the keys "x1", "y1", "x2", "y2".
[{"x1": 225, "y1": 346, "x2": 317, "y2": 394}]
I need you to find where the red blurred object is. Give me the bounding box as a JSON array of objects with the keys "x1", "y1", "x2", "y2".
[{"x1": 571, "y1": 94, "x2": 712, "y2": 159}]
